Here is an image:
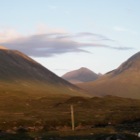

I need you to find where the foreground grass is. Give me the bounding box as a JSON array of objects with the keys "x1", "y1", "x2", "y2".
[
  {"x1": 0, "y1": 129, "x2": 138, "y2": 140},
  {"x1": 0, "y1": 93, "x2": 139, "y2": 139},
  {"x1": 0, "y1": 93, "x2": 139, "y2": 133}
]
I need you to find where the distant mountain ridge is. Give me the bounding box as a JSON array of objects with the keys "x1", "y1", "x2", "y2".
[
  {"x1": 62, "y1": 67, "x2": 99, "y2": 83},
  {"x1": 77, "y1": 52, "x2": 140, "y2": 99}
]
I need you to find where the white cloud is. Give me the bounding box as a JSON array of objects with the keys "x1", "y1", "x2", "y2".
[
  {"x1": 35, "y1": 23, "x2": 67, "y2": 35},
  {"x1": 0, "y1": 28, "x2": 21, "y2": 43},
  {"x1": 0, "y1": 25, "x2": 133, "y2": 57},
  {"x1": 0, "y1": 31, "x2": 132, "y2": 57}
]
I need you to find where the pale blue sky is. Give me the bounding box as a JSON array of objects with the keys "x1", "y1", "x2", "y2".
[{"x1": 0, "y1": 0, "x2": 139, "y2": 75}]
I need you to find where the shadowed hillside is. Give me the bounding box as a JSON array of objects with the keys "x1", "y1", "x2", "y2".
[
  {"x1": 77, "y1": 52, "x2": 140, "y2": 99},
  {"x1": 0, "y1": 46, "x2": 87, "y2": 97}
]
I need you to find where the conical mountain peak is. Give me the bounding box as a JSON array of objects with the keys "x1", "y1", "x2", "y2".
[
  {"x1": 79, "y1": 67, "x2": 89, "y2": 70},
  {"x1": 78, "y1": 67, "x2": 92, "y2": 72},
  {"x1": 62, "y1": 67, "x2": 99, "y2": 83}
]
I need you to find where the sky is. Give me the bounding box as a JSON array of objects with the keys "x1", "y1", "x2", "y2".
[{"x1": 0, "y1": 0, "x2": 140, "y2": 76}]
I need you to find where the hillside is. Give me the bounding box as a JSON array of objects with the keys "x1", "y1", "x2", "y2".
[
  {"x1": 0, "y1": 46, "x2": 87, "y2": 97},
  {"x1": 0, "y1": 48, "x2": 139, "y2": 137},
  {"x1": 62, "y1": 67, "x2": 99, "y2": 83},
  {"x1": 77, "y1": 52, "x2": 140, "y2": 99}
]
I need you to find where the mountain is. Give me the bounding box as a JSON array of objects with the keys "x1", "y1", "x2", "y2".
[
  {"x1": 62, "y1": 67, "x2": 99, "y2": 83},
  {"x1": 77, "y1": 52, "x2": 140, "y2": 99},
  {"x1": 0, "y1": 46, "x2": 87, "y2": 97}
]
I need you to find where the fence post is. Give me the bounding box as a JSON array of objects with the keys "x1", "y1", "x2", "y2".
[{"x1": 70, "y1": 105, "x2": 75, "y2": 131}]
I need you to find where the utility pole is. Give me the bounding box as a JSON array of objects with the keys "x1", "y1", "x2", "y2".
[{"x1": 70, "y1": 104, "x2": 75, "y2": 131}]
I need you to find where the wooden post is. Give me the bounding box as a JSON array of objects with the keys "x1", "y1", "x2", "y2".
[{"x1": 70, "y1": 104, "x2": 75, "y2": 131}]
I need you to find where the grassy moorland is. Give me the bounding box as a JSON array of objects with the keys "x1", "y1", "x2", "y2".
[
  {"x1": 0, "y1": 87, "x2": 139, "y2": 139},
  {"x1": 0, "y1": 91, "x2": 139, "y2": 132}
]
